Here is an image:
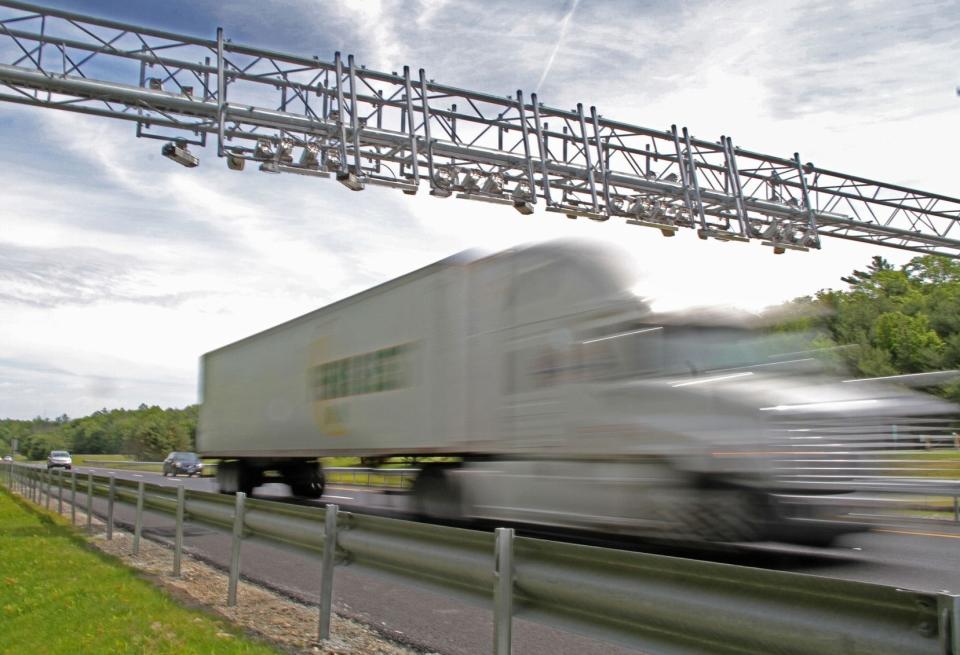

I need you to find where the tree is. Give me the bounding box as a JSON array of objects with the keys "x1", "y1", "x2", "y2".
[
  {"x1": 784, "y1": 254, "x2": 960, "y2": 398},
  {"x1": 0, "y1": 404, "x2": 198, "y2": 459},
  {"x1": 872, "y1": 312, "x2": 943, "y2": 372}
]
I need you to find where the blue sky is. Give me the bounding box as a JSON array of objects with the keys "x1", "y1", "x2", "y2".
[{"x1": 1, "y1": 0, "x2": 959, "y2": 419}]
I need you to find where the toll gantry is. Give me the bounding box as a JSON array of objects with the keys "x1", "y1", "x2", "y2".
[{"x1": 0, "y1": 0, "x2": 958, "y2": 257}]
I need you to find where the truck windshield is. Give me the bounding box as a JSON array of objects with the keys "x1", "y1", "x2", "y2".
[{"x1": 582, "y1": 324, "x2": 824, "y2": 380}]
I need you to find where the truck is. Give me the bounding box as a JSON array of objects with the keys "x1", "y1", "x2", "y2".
[{"x1": 198, "y1": 241, "x2": 956, "y2": 544}]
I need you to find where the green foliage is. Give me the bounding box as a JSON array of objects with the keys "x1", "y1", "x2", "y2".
[
  {"x1": 0, "y1": 490, "x2": 279, "y2": 654},
  {"x1": 0, "y1": 405, "x2": 197, "y2": 460},
  {"x1": 872, "y1": 312, "x2": 943, "y2": 372},
  {"x1": 786, "y1": 254, "x2": 960, "y2": 398}
]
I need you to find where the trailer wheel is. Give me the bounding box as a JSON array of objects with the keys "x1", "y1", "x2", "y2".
[
  {"x1": 413, "y1": 465, "x2": 463, "y2": 521},
  {"x1": 217, "y1": 460, "x2": 240, "y2": 494},
  {"x1": 287, "y1": 462, "x2": 324, "y2": 499},
  {"x1": 218, "y1": 461, "x2": 259, "y2": 496}
]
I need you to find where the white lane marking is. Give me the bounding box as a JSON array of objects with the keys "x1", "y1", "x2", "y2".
[{"x1": 323, "y1": 495, "x2": 354, "y2": 501}]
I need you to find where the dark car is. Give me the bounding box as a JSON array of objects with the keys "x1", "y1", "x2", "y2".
[{"x1": 163, "y1": 451, "x2": 203, "y2": 477}]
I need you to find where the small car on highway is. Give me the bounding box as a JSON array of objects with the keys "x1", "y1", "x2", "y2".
[
  {"x1": 47, "y1": 450, "x2": 72, "y2": 470},
  {"x1": 163, "y1": 451, "x2": 203, "y2": 477},
  {"x1": 2, "y1": 455, "x2": 12, "y2": 462}
]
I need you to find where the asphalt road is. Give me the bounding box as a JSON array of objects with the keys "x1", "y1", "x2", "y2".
[{"x1": 25, "y1": 464, "x2": 960, "y2": 655}]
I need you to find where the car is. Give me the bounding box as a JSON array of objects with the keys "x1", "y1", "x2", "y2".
[
  {"x1": 47, "y1": 450, "x2": 72, "y2": 470},
  {"x1": 163, "y1": 451, "x2": 203, "y2": 477},
  {"x1": 2, "y1": 455, "x2": 12, "y2": 462}
]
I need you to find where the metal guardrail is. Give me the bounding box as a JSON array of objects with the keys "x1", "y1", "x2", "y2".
[
  {"x1": 80, "y1": 459, "x2": 217, "y2": 473},
  {"x1": 77, "y1": 461, "x2": 417, "y2": 487},
  {"x1": 781, "y1": 477, "x2": 960, "y2": 522},
  {"x1": 3, "y1": 461, "x2": 959, "y2": 655},
  {"x1": 324, "y1": 466, "x2": 417, "y2": 489}
]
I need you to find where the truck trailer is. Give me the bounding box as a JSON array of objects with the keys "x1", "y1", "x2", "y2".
[{"x1": 198, "y1": 241, "x2": 955, "y2": 543}]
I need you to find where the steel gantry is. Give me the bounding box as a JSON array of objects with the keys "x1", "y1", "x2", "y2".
[{"x1": 1, "y1": 1, "x2": 958, "y2": 258}]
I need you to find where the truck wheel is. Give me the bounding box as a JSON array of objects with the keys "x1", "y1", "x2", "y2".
[
  {"x1": 670, "y1": 486, "x2": 768, "y2": 543},
  {"x1": 287, "y1": 462, "x2": 324, "y2": 499},
  {"x1": 217, "y1": 461, "x2": 240, "y2": 494},
  {"x1": 412, "y1": 465, "x2": 462, "y2": 521},
  {"x1": 291, "y1": 473, "x2": 324, "y2": 498}
]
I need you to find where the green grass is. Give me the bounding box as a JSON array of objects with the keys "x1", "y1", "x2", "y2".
[
  {"x1": 71, "y1": 454, "x2": 148, "y2": 467},
  {"x1": 0, "y1": 489, "x2": 280, "y2": 655},
  {"x1": 900, "y1": 449, "x2": 960, "y2": 479}
]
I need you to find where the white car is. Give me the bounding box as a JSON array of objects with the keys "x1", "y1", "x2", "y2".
[
  {"x1": 2, "y1": 455, "x2": 12, "y2": 462},
  {"x1": 47, "y1": 450, "x2": 72, "y2": 470}
]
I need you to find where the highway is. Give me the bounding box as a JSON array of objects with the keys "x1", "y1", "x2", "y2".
[{"x1": 38, "y1": 464, "x2": 960, "y2": 655}]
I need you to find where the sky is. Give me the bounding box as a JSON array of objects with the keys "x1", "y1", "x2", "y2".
[{"x1": 1, "y1": 0, "x2": 958, "y2": 419}]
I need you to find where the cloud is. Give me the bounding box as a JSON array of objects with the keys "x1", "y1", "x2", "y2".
[
  {"x1": 0, "y1": 241, "x2": 190, "y2": 308},
  {"x1": 0, "y1": 353, "x2": 195, "y2": 419}
]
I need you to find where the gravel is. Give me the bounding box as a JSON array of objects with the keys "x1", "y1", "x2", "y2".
[{"x1": 36, "y1": 491, "x2": 437, "y2": 655}]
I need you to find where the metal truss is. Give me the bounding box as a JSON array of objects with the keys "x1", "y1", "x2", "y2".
[{"x1": 1, "y1": 1, "x2": 958, "y2": 258}]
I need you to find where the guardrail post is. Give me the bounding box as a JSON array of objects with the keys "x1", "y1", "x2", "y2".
[
  {"x1": 938, "y1": 594, "x2": 960, "y2": 655},
  {"x1": 173, "y1": 482, "x2": 185, "y2": 577},
  {"x1": 493, "y1": 527, "x2": 515, "y2": 655},
  {"x1": 57, "y1": 469, "x2": 64, "y2": 514},
  {"x1": 107, "y1": 474, "x2": 116, "y2": 540},
  {"x1": 86, "y1": 473, "x2": 93, "y2": 533},
  {"x1": 70, "y1": 471, "x2": 76, "y2": 525},
  {"x1": 133, "y1": 479, "x2": 145, "y2": 555},
  {"x1": 318, "y1": 503, "x2": 339, "y2": 640},
  {"x1": 227, "y1": 492, "x2": 246, "y2": 607},
  {"x1": 45, "y1": 469, "x2": 52, "y2": 510}
]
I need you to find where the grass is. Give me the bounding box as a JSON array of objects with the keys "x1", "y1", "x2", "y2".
[
  {"x1": 0, "y1": 489, "x2": 280, "y2": 655},
  {"x1": 899, "y1": 449, "x2": 960, "y2": 479}
]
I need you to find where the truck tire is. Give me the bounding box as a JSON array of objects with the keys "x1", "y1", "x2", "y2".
[
  {"x1": 217, "y1": 460, "x2": 240, "y2": 494},
  {"x1": 412, "y1": 465, "x2": 463, "y2": 522},
  {"x1": 661, "y1": 485, "x2": 768, "y2": 543},
  {"x1": 286, "y1": 462, "x2": 324, "y2": 499},
  {"x1": 218, "y1": 461, "x2": 259, "y2": 496}
]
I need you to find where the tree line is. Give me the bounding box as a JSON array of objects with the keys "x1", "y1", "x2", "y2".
[
  {"x1": 0, "y1": 404, "x2": 197, "y2": 461},
  {"x1": 778, "y1": 254, "x2": 960, "y2": 403}
]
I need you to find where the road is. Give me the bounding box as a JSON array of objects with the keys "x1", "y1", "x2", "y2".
[{"x1": 29, "y1": 464, "x2": 960, "y2": 655}]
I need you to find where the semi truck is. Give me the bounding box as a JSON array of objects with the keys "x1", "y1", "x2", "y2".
[{"x1": 198, "y1": 241, "x2": 956, "y2": 543}]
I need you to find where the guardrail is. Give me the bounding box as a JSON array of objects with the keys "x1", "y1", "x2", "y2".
[
  {"x1": 3, "y1": 461, "x2": 959, "y2": 655},
  {"x1": 80, "y1": 459, "x2": 217, "y2": 474},
  {"x1": 781, "y1": 477, "x2": 960, "y2": 523},
  {"x1": 324, "y1": 466, "x2": 417, "y2": 489},
  {"x1": 77, "y1": 461, "x2": 417, "y2": 488}
]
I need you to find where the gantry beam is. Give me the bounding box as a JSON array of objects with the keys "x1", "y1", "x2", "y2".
[{"x1": 1, "y1": 1, "x2": 958, "y2": 257}]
